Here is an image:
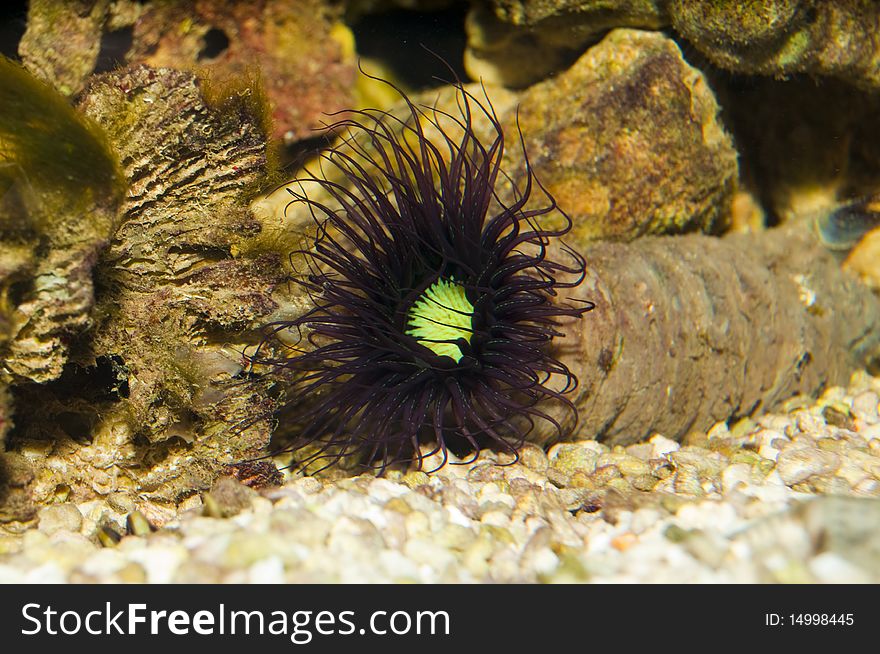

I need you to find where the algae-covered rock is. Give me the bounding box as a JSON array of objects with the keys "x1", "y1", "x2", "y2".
[
  {"x1": 18, "y1": 0, "x2": 357, "y2": 145},
  {"x1": 668, "y1": 0, "x2": 880, "y2": 89},
  {"x1": 465, "y1": 0, "x2": 664, "y2": 88},
  {"x1": 0, "y1": 453, "x2": 37, "y2": 524},
  {"x1": 265, "y1": 29, "x2": 736, "y2": 244},
  {"x1": 18, "y1": 0, "x2": 111, "y2": 97},
  {"x1": 466, "y1": 0, "x2": 880, "y2": 91},
  {"x1": 508, "y1": 29, "x2": 736, "y2": 242},
  {"x1": 8, "y1": 65, "x2": 285, "y2": 510},
  {"x1": 1, "y1": 55, "x2": 125, "y2": 392}
]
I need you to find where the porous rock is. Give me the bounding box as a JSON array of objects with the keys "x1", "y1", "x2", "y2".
[{"x1": 8, "y1": 65, "x2": 285, "y2": 509}]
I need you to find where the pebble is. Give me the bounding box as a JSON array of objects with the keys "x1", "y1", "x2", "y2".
[
  {"x1": 3, "y1": 372, "x2": 880, "y2": 583},
  {"x1": 853, "y1": 391, "x2": 880, "y2": 424},
  {"x1": 776, "y1": 447, "x2": 841, "y2": 485},
  {"x1": 37, "y1": 504, "x2": 83, "y2": 536}
]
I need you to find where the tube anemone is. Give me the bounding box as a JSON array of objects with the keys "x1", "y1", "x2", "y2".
[{"x1": 255, "y1": 75, "x2": 592, "y2": 472}]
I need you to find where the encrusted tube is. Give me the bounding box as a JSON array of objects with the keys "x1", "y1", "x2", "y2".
[{"x1": 546, "y1": 224, "x2": 880, "y2": 446}]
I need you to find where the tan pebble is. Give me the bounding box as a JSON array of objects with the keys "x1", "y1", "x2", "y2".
[
  {"x1": 670, "y1": 447, "x2": 724, "y2": 476},
  {"x1": 117, "y1": 562, "x2": 147, "y2": 583},
  {"x1": 821, "y1": 386, "x2": 847, "y2": 403},
  {"x1": 480, "y1": 509, "x2": 511, "y2": 527},
  {"x1": 673, "y1": 465, "x2": 704, "y2": 496},
  {"x1": 547, "y1": 443, "x2": 599, "y2": 475},
  {"x1": 0, "y1": 535, "x2": 23, "y2": 555},
  {"x1": 852, "y1": 478, "x2": 880, "y2": 496},
  {"x1": 617, "y1": 457, "x2": 651, "y2": 477},
  {"x1": 384, "y1": 497, "x2": 412, "y2": 515},
  {"x1": 729, "y1": 450, "x2": 763, "y2": 466},
  {"x1": 436, "y1": 524, "x2": 476, "y2": 550},
  {"x1": 383, "y1": 470, "x2": 404, "y2": 483},
  {"x1": 721, "y1": 463, "x2": 751, "y2": 495},
  {"x1": 90, "y1": 471, "x2": 114, "y2": 494},
  {"x1": 817, "y1": 437, "x2": 846, "y2": 451},
  {"x1": 462, "y1": 536, "x2": 495, "y2": 576},
  {"x1": 568, "y1": 471, "x2": 596, "y2": 489},
  {"x1": 650, "y1": 458, "x2": 675, "y2": 479},
  {"x1": 37, "y1": 504, "x2": 83, "y2": 535},
  {"x1": 611, "y1": 532, "x2": 637, "y2": 552},
  {"x1": 681, "y1": 530, "x2": 727, "y2": 568},
  {"x1": 545, "y1": 467, "x2": 570, "y2": 487},
  {"x1": 625, "y1": 443, "x2": 654, "y2": 461},
  {"x1": 607, "y1": 478, "x2": 632, "y2": 493},
  {"x1": 649, "y1": 434, "x2": 680, "y2": 457},
  {"x1": 555, "y1": 488, "x2": 591, "y2": 512},
  {"x1": 507, "y1": 477, "x2": 537, "y2": 495},
  {"x1": 591, "y1": 464, "x2": 622, "y2": 486},
  {"x1": 479, "y1": 500, "x2": 513, "y2": 518},
  {"x1": 404, "y1": 511, "x2": 430, "y2": 538},
  {"x1": 794, "y1": 410, "x2": 822, "y2": 434},
  {"x1": 758, "y1": 415, "x2": 794, "y2": 432},
  {"x1": 106, "y1": 493, "x2": 135, "y2": 514},
  {"x1": 202, "y1": 493, "x2": 222, "y2": 519},
  {"x1": 852, "y1": 391, "x2": 880, "y2": 424},
  {"x1": 402, "y1": 471, "x2": 430, "y2": 488},
  {"x1": 776, "y1": 448, "x2": 841, "y2": 485},
  {"x1": 518, "y1": 444, "x2": 549, "y2": 473},
  {"x1": 755, "y1": 458, "x2": 777, "y2": 477},
  {"x1": 466, "y1": 463, "x2": 505, "y2": 482},
  {"x1": 515, "y1": 493, "x2": 543, "y2": 516},
  {"x1": 480, "y1": 524, "x2": 515, "y2": 545},
  {"x1": 629, "y1": 474, "x2": 658, "y2": 492},
  {"x1": 729, "y1": 418, "x2": 758, "y2": 440},
  {"x1": 836, "y1": 461, "x2": 871, "y2": 487},
  {"x1": 22, "y1": 529, "x2": 49, "y2": 551},
  {"x1": 542, "y1": 550, "x2": 590, "y2": 583},
  {"x1": 822, "y1": 405, "x2": 856, "y2": 431},
  {"x1": 177, "y1": 494, "x2": 203, "y2": 513},
  {"x1": 293, "y1": 476, "x2": 323, "y2": 494},
  {"x1": 476, "y1": 481, "x2": 506, "y2": 501},
  {"x1": 824, "y1": 477, "x2": 853, "y2": 495}
]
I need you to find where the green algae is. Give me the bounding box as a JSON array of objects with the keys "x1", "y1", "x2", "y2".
[{"x1": 0, "y1": 55, "x2": 126, "y2": 237}]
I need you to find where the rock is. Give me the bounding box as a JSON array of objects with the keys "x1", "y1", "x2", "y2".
[
  {"x1": 464, "y1": 0, "x2": 666, "y2": 88},
  {"x1": 669, "y1": 0, "x2": 880, "y2": 90},
  {"x1": 776, "y1": 447, "x2": 841, "y2": 486},
  {"x1": 509, "y1": 29, "x2": 736, "y2": 243},
  {"x1": 36, "y1": 504, "x2": 83, "y2": 536},
  {"x1": 548, "y1": 443, "x2": 600, "y2": 478},
  {"x1": 18, "y1": 0, "x2": 108, "y2": 96},
  {"x1": 266, "y1": 29, "x2": 736, "y2": 248},
  {"x1": 1, "y1": 57, "x2": 124, "y2": 387},
  {"x1": 19, "y1": 0, "x2": 357, "y2": 144},
  {"x1": 8, "y1": 64, "x2": 285, "y2": 507},
  {"x1": 203, "y1": 476, "x2": 259, "y2": 518},
  {"x1": 466, "y1": 1, "x2": 880, "y2": 92},
  {"x1": 0, "y1": 453, "x2": 37, "y2": 524}
]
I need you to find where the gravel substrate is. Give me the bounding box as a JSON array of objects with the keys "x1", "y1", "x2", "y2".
[{"x1": 2, "y1": 371, "x2": 880, "y2": 583}]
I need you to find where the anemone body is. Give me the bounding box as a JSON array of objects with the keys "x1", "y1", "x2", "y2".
[{"x1": 259, "y1": 79, "x2": 591, "y2": 471}]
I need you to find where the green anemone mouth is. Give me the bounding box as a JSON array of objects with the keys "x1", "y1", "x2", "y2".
[{"x1": 405, "y1": 278, "x2": 475, "y2": 362}]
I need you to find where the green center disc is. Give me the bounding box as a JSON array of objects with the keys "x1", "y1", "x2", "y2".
[{"x1": 405, "y1": 278, "x2": 474, "y2": 362}]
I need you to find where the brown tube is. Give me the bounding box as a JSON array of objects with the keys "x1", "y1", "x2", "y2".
[{"x1": 543, "y1": 224, "x2": 880, "y2": 446}]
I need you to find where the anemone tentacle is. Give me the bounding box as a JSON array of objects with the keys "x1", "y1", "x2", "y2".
[{"x1": 254, "y1": 73, "x2": 592, "y2": 472}]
